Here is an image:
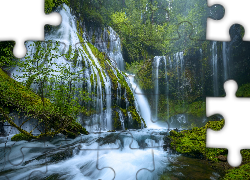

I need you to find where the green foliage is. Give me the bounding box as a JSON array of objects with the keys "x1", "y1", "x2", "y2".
[
  {"x1": 0, "y1": 40, "x2": 90, "y2": 139},
  {"x1": 14, "y1": 41, "x2": 91, "y2": 120},
  {"x1": 0, "y1": 67, "x2": 88, "y2": 139},
  {"x1": 126, "y1": 59, "x2": 153, "y2": 90},
  {"x1": 45, "y1": 0, "x2": 69, "y2": 14},
  {"x1": 0, "y1": 41, "x2": 16, "y2": 68}
]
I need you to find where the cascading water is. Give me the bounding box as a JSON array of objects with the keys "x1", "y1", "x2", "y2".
[
  {"x1": 2, "y1": 5, "x2": 171, "y2": 179},
  {"x1": 153, "y1": 56, "x2": 161, "y2": 122},
  {"x1": 118, "y1": 110, "x2": 125, "y2": 130},
  {"x1": 212, "y1": 41, "x2": 219, "y2": 96},
  {"x1": 0, "y1": 129, "x2": 173, "y2": 180},
  {"x1": 107, "y1": 27, "x2": 125, "y2": 71},
  {"x1": 127, "y1": 74, "x2": 161, "y2": 129}
]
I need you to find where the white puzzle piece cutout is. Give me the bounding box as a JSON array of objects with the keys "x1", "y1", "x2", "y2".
[
  {"x1": 206, "y1": 80, "x2": 250, "y2": 167},
  {"x1": 0, "y1": 0, "x2": 61, "y2": 58},
  {"x1": 207, "y1": 0, "x2": 249, "y2": 41}
]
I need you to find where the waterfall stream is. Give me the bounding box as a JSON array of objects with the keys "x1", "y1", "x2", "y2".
[
  {"x1": 127, "y1": 74, "x2": 162, "y2": 129},
  {"x1": 153, "y1": 56, "x2": 161, "y2": 122},
  {"x1": 151, "y1": 53, "x2": 188, "y2": 129},
  {"x1": 212, "y1": 41, "x2": 219, "y2": 96}
]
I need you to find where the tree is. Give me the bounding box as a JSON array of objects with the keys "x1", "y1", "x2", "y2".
[{"x1": 12, "y1": 40, "x2": 90, "y2": 136}]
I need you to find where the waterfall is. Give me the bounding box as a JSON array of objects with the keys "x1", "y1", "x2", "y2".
[
  {"x1": 9, "y1": 4, "x2": 142, "y2": 133},
  {"x1": 118, "y1": 110, "x2": 125, "y2": 130},
  {"x1": 223, "y1": 42, "x2": 229, "y2": 80},
  {"x1": 127, "y1": 74, "x2": 160, "y2": 129},
  {"x1": 153, "y1": 56, "x2": 161, "y2": 122},
  {"x1": 149, "y1": 52, "x2": 187, "y2": 128},
  {"x1": 179, "y1": 52, "x2": 185, "y2": 111},
  {"x1": 46, "y1": 4, "x2": 113, "y2": 131},
  {"x1": 174, "y1": 52, "x2": 184, "y2": 98},
  {"x1": 212, "y1": 41, "x2": 219, "y2": 96},
  {"x1": 147, "y1": 53, "x2": 187, "y2": 129}
]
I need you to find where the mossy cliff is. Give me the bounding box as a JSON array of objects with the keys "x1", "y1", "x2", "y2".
[
  {"x1": 165, "y1": 119, "x2": 250, "y2": 179},
  {"x1": 0, "y1": 68, "x2": 88, "y2": 140},
  {"x1": 76, "y1": 29, "x2": 145, "y2": 130}
]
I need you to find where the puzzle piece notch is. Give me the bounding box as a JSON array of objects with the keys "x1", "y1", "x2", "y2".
[
  {"x1": 0, "y1": 0, "x2": 61, "y2": 58},
  {"x1": 208, "y1": 4, "x2": 225, "y2": 20},
  {"x1": 206, "y1": 80, "x2": 250, "y2": 167},
  {"x1": 207, "y1": 0, "x2": 249, "y2": 41}
]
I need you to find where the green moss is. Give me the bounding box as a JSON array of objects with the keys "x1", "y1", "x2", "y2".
[
  {"x1": 107, "y1": 41, "x2": 110, "y2": 49},
  {"x1": 127, "y1": 59, "x2": 153, "y2": 90},
  {"x1": 113, "y1": 111, "x2": 121, "y2": 130},
  {"x1": 91, "y1": 45, "x2": 146, "y2": 128},
  {"x1": 169, "y1": 119, "x2": 227, "y2": 162},
  {"x1": 236, "y1": 83, "x2": 250, "y2": 97},
  {"x1": 11, "y1": 133, "x2": 33, "y2": 141},
  {"x1": 224, "y1": 164, "x2": 250, "y2": 179},
  {"x1": 107, "y1": 130, "x2": 116, "y2": 132},
  {"x1": 187, "y1": 101, "x2": 206, "y2": 117}
]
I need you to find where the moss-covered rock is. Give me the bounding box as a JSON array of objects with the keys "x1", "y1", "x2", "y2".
[
  {"x1": 168, "y1": 119, "x2": 227, "y2": 162},
  {"x1": 11, "y1": 133, "x2": 33, "y2": 141}
]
